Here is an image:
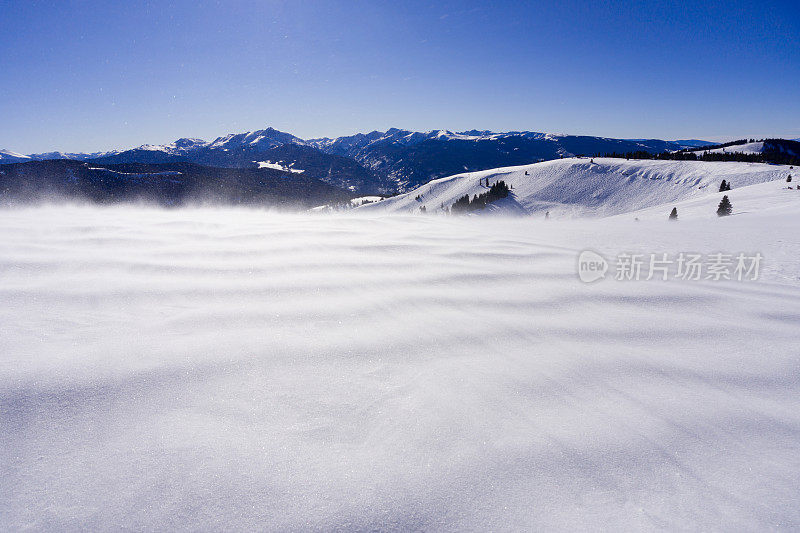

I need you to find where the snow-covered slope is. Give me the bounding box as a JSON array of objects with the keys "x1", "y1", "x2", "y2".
[
  {"x1": 208, "y1": 128, "x2": 306, "y2": 151},
  {"x1": 360, "y1": 158, "x2": 793, "y2": 217},
  {"x1": 2, "y1": 206, "x2": 800, "y2": 530},
  {"x1": 0, "y1": 149, "x2": 31, "y2": 163},
  {"x1": 692, "y1": 141, "x2": 765, "y2": 155},
  {"x1": 618, "y1": 178, "x2": 800, "y2": 221},
  {"x1": 688, "y1": 139, "x2": 800, "y2": 159},
  {"x1": 27, "y1": 150, "x2": 122, "y2": 161},
  {"x1": 135, "y1": 137, "x2": 208, "y2": 154}
]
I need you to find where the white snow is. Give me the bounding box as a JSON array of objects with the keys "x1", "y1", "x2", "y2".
[
  {"x1": 255, "y1": 161, "x2": 304, "y2": 173},
  {"x1": 618, "y1": 178, "x2": 800, "y2": 221},
  {"x1": 135, "y1": 139, "x2": 209, "y2": 154},
  {"x1": 0, "y1": 149, "x2": 31, "y2": 160},
  {"x1": 350, "y1": 195, "x2": 384, "y2": 206},
  {"x1": 361, "y1": 158, "x2": 793, "y2": 218},
  {"x1": 693, "y1": 141, "x2": 765, "y2": 155},
  {"x1": 209, "y1": 134, "x2": 235, "y2": 148},
  {"x1": 86, "y1": 168, "x2": 182, "y2": 177},
  {"x1": 1, "y1": 203, "x2": 800, "y2": 530}
]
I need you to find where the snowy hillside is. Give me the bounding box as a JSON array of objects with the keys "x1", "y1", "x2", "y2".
[
  {"x1": 687, "y1": 139, "x2": 800, "y2": 159},
  {"x1": 0, "y1": 149, "x2": 31, "y2": 163},
  {"x1": 619, "y1": 178, "x2": 800, "y2": 221},
  {"x1": 2, "y1": 205, "x2": 800, "y2": 530},
  {"x1": 692, "y1": 141, "x2": 765, "y2": 155},
  {"x1": 360, "y1": 158, "x2": 793, "y2": 217}
]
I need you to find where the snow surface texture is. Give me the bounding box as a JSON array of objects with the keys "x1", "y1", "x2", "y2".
[
  {"x1": 2, "y1": 205, "x2": 800, "y2": 531},
  {"x1": 360, "y1": 158, "x2": 793, "y2": 218}
]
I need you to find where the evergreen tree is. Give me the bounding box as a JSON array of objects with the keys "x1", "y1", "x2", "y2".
[
  {"x1": 451, "y1": 194, "x2": 471, "y2": 213},
  {"x1": 726, "y1": 181, "x2": 732, "y2": 191},
  {"x1": 669, "y1": 207, "x2": 678, "y2": 220},
  {"x1": 719, "y1": 180, "x2": 728, "y2": 192},
  {"x1": 787, "y1": 174, "x2": 792, "y2": 183},
  {"x1": 717, "y1": 195, "x2": 732, "y2": 217}
]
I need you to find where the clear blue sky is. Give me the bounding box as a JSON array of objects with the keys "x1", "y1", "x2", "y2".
[{"x1": 2, "y1": 0, "x2": 798, "y2": 153}]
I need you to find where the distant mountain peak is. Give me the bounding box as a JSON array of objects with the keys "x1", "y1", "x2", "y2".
[
  {"x1": 208, "y1": 127, "x2": 306, "y2": 150},
  {"x1": 174, "y1": 138, "x2": 207, "y2": 148}
]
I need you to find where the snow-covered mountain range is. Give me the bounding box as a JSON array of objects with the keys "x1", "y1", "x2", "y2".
[
  {"x1": 0, "y1": 148, "x2": 122, "y2": 163},
  {"x1": 306, "y1": 129, "x2": 716, "y2": 191},
  {"x1": 1, "y1": 128, "x2": 723, "y2": 194},
  {"x1": 5, "y1": 129, "x2": 798, "y2": 196}
]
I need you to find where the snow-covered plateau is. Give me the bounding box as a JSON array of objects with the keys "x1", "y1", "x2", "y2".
[{"x1": 2, "y1": 193, "x2": 799, "y2": 530}]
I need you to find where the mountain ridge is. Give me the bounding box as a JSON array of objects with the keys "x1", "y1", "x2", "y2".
[
  {"x1": 358, "y1": 157, "x2": 793, "y2": 218},
  {"x1": 6, "y1": 128, "x2": 794, "y2": 195},
  {"x1": 0, "y1": 159, "x2": 353, "y2": 207}
]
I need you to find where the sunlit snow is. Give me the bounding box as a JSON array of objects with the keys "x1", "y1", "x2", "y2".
[
  {"x1": 255, "y1": 161, "x2": 305, "y2": 173},
  {"x1": 2, "y1": 205, "x2": 799, "y2": 530}
]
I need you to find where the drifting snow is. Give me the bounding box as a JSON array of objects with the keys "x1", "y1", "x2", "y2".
[
  {"x1": 1, "y1": 204, "x2": 799, "y2": 530},
  {"x1": 361, "y1": 158, "x2": 793, "y2": 217}
]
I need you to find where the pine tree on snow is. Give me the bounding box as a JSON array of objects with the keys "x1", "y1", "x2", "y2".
[
  {"x1": 717, "y1": 195, "x2": 733, "y2": 217},
  {"x1": 669, "y1": 207, "x2": 678, "y2": 220}
]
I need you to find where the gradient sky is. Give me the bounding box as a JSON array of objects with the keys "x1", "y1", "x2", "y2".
[{"x1": 2, "y1": 0, "x2": 799, "y2": 153}]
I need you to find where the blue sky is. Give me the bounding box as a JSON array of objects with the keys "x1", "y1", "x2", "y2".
[{"x1": 1, "y1": 0, "x2": 798, "y2": 153}]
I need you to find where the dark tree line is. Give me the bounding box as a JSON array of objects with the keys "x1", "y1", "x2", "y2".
[{"x1": 451, "y1": 180, "x2": 510, "y2": 213}]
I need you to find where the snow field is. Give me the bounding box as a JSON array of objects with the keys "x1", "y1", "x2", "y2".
[{"x1": 1, "y1": 206, "x2": 799, "y2": 530}]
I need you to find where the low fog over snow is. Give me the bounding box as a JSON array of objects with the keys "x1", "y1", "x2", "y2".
[{"x1": 2, "y1": 205, "x2": 800, "y2": 530}]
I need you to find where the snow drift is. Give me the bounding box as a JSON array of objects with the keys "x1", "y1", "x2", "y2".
[{"x1": 1, "y1": 205, "x2": 799, "y2": 530}]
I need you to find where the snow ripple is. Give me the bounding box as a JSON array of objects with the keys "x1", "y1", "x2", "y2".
[{"x1": 1, "y1": 206, "x2": 799, "y2": 531}]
